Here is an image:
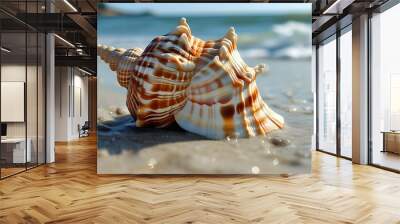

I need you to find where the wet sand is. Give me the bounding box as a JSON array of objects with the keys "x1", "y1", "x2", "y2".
[{"x1": 97, "y1": 109, "x2": 311, "y2": 174}]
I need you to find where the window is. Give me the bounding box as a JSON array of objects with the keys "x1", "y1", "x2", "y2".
[
  {"x1": 317, "y1": 36, "x2": 337, "y2": 154},
  {"x1": 0, "y1": 1, "x2": 47, "y2": 179},
  {"x1": 339, "y1": 28, "x2": 352, "y2": 158},
  {"x1": 370, "y1": 3, "x2": 400, "y2": 171}
]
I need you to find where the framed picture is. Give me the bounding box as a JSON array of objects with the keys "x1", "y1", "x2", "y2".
[{"x1": 97, "y1": 3, "x2": 312, "y2": 174}]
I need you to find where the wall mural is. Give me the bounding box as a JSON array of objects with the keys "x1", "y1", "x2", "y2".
[{"x1": 97, "y1": 3, "x2": 313, "y2": 174}]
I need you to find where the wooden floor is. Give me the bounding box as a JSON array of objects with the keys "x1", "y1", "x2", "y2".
[
  {"x1": 1, "y1": 167, "x2": 26, "y2": 178},
  {"x1": 1, "y1": 135, "x2": 400, "y2": 224},
  {"x1": 373, "y1": 151, "x2": 400, "y2": 171}
]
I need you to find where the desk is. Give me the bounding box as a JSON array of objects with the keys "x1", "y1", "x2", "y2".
[
  {"x1": 1, "y1": 138, "x2": 31, "y2": 163},
  {"x1": 382, "y1": 131, "x2": 400, "y2": 154}
]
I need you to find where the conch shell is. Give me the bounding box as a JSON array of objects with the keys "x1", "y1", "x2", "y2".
[{"x1": 98, "y1": 18, "x2": 284, "y2": 139}]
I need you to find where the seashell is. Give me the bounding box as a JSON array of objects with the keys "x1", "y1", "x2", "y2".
[
  {"x1": 98, "y1": 18, "x2": 198, "y2": 127},
  {"x1": 98, "y1": 18, "x2": 284, "y2": 139},
  {"x1": 98, "y1": 45, "x2": 143, "y2": 88},
  {"x1": 174, "y1": 27, "x2": 284, "y2": 139}
]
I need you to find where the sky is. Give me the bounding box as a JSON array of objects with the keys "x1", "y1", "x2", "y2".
[{"x1": 105, "y1": 3, "x2": 311, "y2": 16}]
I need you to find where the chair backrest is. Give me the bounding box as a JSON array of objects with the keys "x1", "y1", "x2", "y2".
[{"x1": 82, "y1": 121, "x2": 90, "y2": 129}]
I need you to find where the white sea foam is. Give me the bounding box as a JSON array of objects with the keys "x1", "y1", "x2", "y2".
[
  {"x1": 240, "y1": 48, "x2": 270, "y2": 59},
  {"x1": 272, "y1": 21, "x2": 311, "y2": 37},
  {"x1": 274, "y1": 45, "x2": 312, "y2": 59}
]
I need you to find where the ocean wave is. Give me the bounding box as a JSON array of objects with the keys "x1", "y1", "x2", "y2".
[
  {"x1": 240, "y1": 45, "x2": 311, "y2": 60},
  {"x1": 240, "y1": 48, "x2": 270, "y2": 59},
  {"x1": 273, "y1": 45, "x2": 312, "y2": 59},
  {"x1": 237, "y1": 21, "x2": 311, "y2": 59},
  {"x1": 272, "y1": 21, "x2": 311, "y2": 37},
  {"x1": 238, "y1": 21, "x2": 310, "y2": 44}
]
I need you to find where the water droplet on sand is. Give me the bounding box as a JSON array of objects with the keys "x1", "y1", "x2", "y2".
[
  {"x1": 226, "y1": 135, "x2": 239, "y2": 147},
  {"x1": 270, "y1": 137, "x2": 290, "y2": 147},
  {"x1": 251, "y1": 166, "x2": 260, "y2": 174},
  {"x1": 148, "y1": 158, "x2": 157, "y2": 169}
]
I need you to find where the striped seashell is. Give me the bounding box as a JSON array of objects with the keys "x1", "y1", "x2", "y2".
[
  {"x1": 98, "y1": 18, "x2": 197, "y2": 127},
  {"x1": 98, "y1": 18, "x2": 284, "y2": 139},
  {"x1": 174, "y1": 27, "x2": 284, "y2": 139},
  {"x1": 98, "y1": 45, "x2": 143, "y2": 88}
]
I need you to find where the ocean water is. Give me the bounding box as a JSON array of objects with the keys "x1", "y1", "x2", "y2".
[{"x1": 97, "y1": 14, "x2": 313, "y2": 174}]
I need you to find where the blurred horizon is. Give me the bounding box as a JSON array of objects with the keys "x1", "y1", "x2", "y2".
[{"x1": 99, "y1": 3, "x2": 311, "y2": 16}]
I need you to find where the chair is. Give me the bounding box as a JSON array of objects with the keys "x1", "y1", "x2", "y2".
[{"x1": 78, "y1": 121, "x2": 90, "y2": 138}]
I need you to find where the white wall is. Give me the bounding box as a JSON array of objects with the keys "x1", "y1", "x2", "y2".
[
  {"x1": 55, "y1": 67, "x2": 89, "y2": 141},
  {"x1": 55, "y1": 67, "x2": 69, "y2": 141},
  {"x1": 71, "y1": 73, "x2": 89, "y2": 138}
]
